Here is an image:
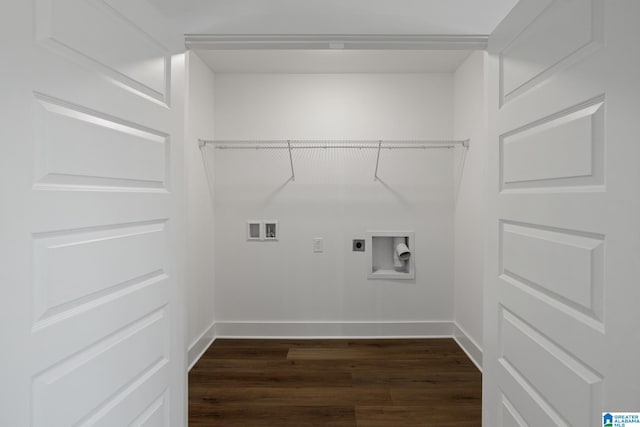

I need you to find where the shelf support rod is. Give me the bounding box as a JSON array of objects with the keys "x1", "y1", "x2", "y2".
[
  {"x1": 374, "y1": 140, "x2": 382, "y2": 181},
  {"x1": 287, "y1": 140, "x2": 295, "y2": 182}
]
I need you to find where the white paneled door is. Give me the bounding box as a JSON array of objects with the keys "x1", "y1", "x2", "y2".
[
  {"x1": 485, "y1": 0, "x2": 640, "y2": 426},
  {"x1": 0, "y1": 1, "x2": 186, "y2": 426}
]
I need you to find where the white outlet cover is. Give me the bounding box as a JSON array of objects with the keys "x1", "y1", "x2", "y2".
[{"x1": 313, "y1": 238, "x2": 324, "y2": 253}]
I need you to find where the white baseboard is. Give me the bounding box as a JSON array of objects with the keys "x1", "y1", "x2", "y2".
[
  {"x1": 186, "y1": 321, "x2": 481, "y2": 371},
  {"x1": 187, "y1": 321, "x2": 216, "y2": 371},
  {"x1": 453, "y1": 322, "x2": 483, "y2": 371},
  {"x1": 214, "y1": 321, "x2": 454, "y2": 338}
]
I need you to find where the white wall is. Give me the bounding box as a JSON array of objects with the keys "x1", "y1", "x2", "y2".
[
  {"x1": 453, "y1": 51, "x2": 487, "y2": 368},
  {"x1": 213, "y1": 74, "x2": 452, "y2": 140},
  {"x1": 185, "y1": 52, "x2": 216, "y2": 365},
  {"x1": 211, "y1": 73, "x2": 456, "y2": 337}
]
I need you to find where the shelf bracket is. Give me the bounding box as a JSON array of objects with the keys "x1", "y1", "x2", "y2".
[
  {"x1": 374, "y1": 140, "x2": 382, "y2": 181},
  {"x1": 287, "y1": 140, "x2": 295, "y2": 182}
]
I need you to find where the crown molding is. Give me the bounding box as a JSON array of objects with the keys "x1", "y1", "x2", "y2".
[{"x1": 185, "y1": 34, "x2": 488, "y2": 50}]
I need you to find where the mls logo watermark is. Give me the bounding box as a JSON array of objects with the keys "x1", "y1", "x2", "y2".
[{"x1": 604, "y1": 413, "x2": 640, "y2": 427}]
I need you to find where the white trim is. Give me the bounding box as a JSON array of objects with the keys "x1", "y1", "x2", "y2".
[
  {"x1": 187, "y1": 321, "x2": 482, "y2": 371},
  {"x1": 185, "y1": 34, "x2": 488, "y2": 51},
  {"x1": 214, "y1": 321, "x2": 454, "y2": 338},
  {"x1": 453, "y1": 322, "x2": 483, "y2": 371},
  {"x1": 187, "y1": 321, "x2": 216, "y2": 371}
]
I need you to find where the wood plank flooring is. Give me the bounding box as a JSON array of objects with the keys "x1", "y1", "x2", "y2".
[{"x1": 189, "y1": 339, "x2": 481, "y2": 426}]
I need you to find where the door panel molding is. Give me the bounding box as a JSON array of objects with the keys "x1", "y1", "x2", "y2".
[
  {"x1": 485, "y1": 0, "x2": 640, "y2": 425},
  {"x1": 35, "y1": 0, "x2": 171, "y2": 105},
  {"x1": 499, "y1": 0, "x2": 604, "y2": 105},
  {"x1": 0, "y1": 1, "x2": 185, "y2": 426}
]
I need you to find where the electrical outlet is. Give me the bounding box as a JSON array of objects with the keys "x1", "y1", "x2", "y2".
[{"x1": 313, "y1": 238, "x2": 324, "y2": 253}]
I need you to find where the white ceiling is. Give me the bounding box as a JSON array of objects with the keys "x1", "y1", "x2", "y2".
[
  {"x1": 196, "y1": 49, "x2": 473, "y2": 73},
  {"x1": 148, "y1": 0, "x2": 518, "y2": 36},
  {"x1": 150, "y1": 0, "x2": 518, "y2": 74}
]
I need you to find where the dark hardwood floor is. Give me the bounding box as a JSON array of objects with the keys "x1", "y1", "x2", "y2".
[{"x1": 189, "y1": 339, "x2": 481, "y2": 426}]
